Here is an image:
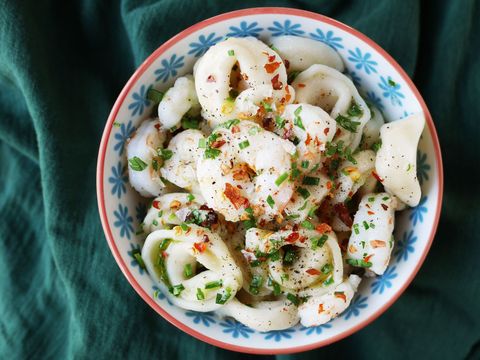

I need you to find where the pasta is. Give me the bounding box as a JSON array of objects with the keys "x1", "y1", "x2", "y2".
[{"x1": 124, "y1": 35, "x2": 425, "y2": 331}]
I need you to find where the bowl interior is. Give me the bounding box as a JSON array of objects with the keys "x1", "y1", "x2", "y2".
[{"x1": 97, "y1": 8, "x2": 441, "y2": 354}]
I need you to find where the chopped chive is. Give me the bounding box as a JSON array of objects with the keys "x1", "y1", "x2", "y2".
[
  {"x1": 346, "y1": 258, "x2": 372, "y2": 268},
  {"x1": 215, "y1": 287, "x2": 232, "y2": 304},
  {"x1": 239, "y1": 140, "x2": 250, "y2": 149},
  {"x1": 353, "y1": 224, "x2": 360, "y2": 235},
  {"x1": 228, "y1": 49, "x2": 235, "y2": 56},
  {"x1": 133, "y1": 252, "x2": 145, "y2": 269},
  {"x1": 311, "y1": 234, "x2": 328, "y2": 249},
  {"x1": 170, "y1": 284, "x2": 185, "y2": 296},
  {"x1": 184, "y1": 263, "x2": 193, "y2": 278},
  {"x1": 275, "y1": 172, "x2": 289, "y2": 186},
  {"x1": 128, "y1": 156, "x2": 148, "y2": 171},
  {"x1": 196, "y1": 288, "x2": 205, "y2": 300},
  {"x1": 372, "y1": 140, "x2": 382, "y2": 152},
  {"x1": 301, "y1": 220, "x2": 315, "y2": 230},
  {"x1": 204, "y1": 147, "x2": 221, "y2": 159},
  {"x1": 220, "y1": 119, "x2": 240, "y2": 129},
  {"x1": 266, "y1": 195, "x2": 275, "y2": 208},
  {"x1": 249, "y1": 275, "x2": 264, "y2": 295},
  {"x1": 297, "y1": 187, "x2": 310, "y2": 200},
  {"x1": 309, "y1": 163, "x2": 320, "y2": 173},
  {"x1": 287, "y1": 70, "x2": 300, "y2": 83},
  {"x1": 301, "y1": 160, "x2": 310, "y2": 169},
  {"x1": 152, "y1": 158, "x2": 159, "y2": 171},
  {"x1": 187, "y1": 194, "x2": 195, "y2": 202},
  {"x1": 321, "y1": 263, "x2": 332, "y2": 274},
  {"x1": 285, "y1": 213, "x2": 300, "y2": 220},
  {"x1": 283, "y1": 249, "x2": 297, "y2": 265},
  {"x1": 335, "y1": 114, "x2": 361, "y2": 133},
  {"x1": 245, "y1": 207, "x2": 253, "y2": 215},
  {"x1": 146, "y1": 88, "x2": 164, "y2": 103},
  {"x1": 198, "y1": 138, "x2": 207, "y2": 148},
  {"x1": 290, "y1": 167, "x2": 301, "y2": 181},
  {"x1": 159, "y1": 238, "x2": 171, "y2": 251},
  {"x1": 268, "y1": 250, "x2": 281, "y2": 261},
  {"x1": 261, "y1": 101, "x2": 273, "y2": 112},
  {"x1": 382, "y1": 196, "x2": 390, "y2": 201},
  {"x1": 298, "y1": 201, "x2": 308, "y2": 211},
  {"x1": 362, "y1": 221, "x2": 370, "y2": 230},
  {"x1": 160, "y1": 149, "x2": 173, "y2": 160},
  {"x1": 294, "y1": 115, "x2": 305, "y2": 130},
  {"x1": 347, "y1": 102, "x2": 363, "y2": 117},
  {"x1": 294, "y1": 106, "x2": 303, "y2": 117},
  {"x1": 180, "y1": 223, "x2": 190, "y2": 232},
  {"x1": 286, "y1": 293, "x2": 300, "y2": 306},
  {"x1": 205, "y1": 280, "x2": 223, "y2": 289},
  {"x1": 152, "y1": 219, "x2": 159, "y2": 226},
  {"x1": 307, "y1": 206, "x2": 318, "y2": 217},
  {"x1": 302, "y1": 176, "x2": 320, "y2": 186},
  {"x1": 368, "y1": 197, "x2": 375, "y2": 202},
  {"x1": 323, "y1": 276, "x2": 334, "y2": 286},
  {"x1": 281, "y1": 273, "x2": 289, "y2": 283},
  {"x1": 269, "y1": 277, "x2": 282, "y2": 296},
  {"x1": 275, "y1": 115, "x2": 285, "y2": 129}
]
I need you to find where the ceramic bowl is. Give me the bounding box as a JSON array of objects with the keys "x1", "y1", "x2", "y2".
[{"x1": 97, "y1": 7, "x2": 443, "y2": 354}]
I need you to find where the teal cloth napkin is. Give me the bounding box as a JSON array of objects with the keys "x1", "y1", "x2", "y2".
[{"x1": 1, "y1": 0, "x2": 479, "y2": 358}]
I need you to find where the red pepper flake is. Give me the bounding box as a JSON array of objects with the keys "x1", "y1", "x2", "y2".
[
  {"x1": 152, "y1": 200, "x2": 161, "y2": 209},
  {"x1": 285, "y1": 86, "x2": 292, "y2": 102},
  {"x1": 305, "y1": 133, "x2": 312, "y2": 145},
  {"x1": 154, "y1": 123, "x2": 161, "y2": 130},
  {"x1": 318, "y1": 303, "x2": 325, "y2": 313},
  {"x1": 264, "y1": 61, "x2": 281, "y2": 74},
  {"x1": 285, "y1": 232, "x2": 300, "y2": 243},
  {"x1": 381, "y1": 204, "x2": 389, "y2": 211},
  {"x1": 231, "y1": 125, "x2": 240, "y2": 134},
  {"x1": 211, "y1": 140, "x2": 226, "y2": 149},
  {"x1": 334, "y1": 291, "x2": 347, "y2": 302},
  {"x1": 306, "y1": 268, "x2": 321, "y2": 275},
  {"x1": 316, "y1": 223, "x2": 332, "y2": 234},
  {"x1": 364, "y1": 254, "x2": 373, "y2": 263},
  {"x1": 271, "y1": 74, "x2": 283, "y2": 90},
  {"x1": 224, "y1": 183, "x2": 249, "y2": 209},
  {"x1": 367, "y1": 210, "x2": 375, "y2": 215},
  {"x1": 297, "y1": 83, "x2": 306, "y2": 88},
  {"x1": 268, "y1": 54, "x2": 276, "y2": 62},
  {"x1": 334, "y1": 203, "x2": 353, "y2": 227},
  {"x1": 370, "y1": 240, "x2": 386, "y2": 248},
  {"x1": 323, "y1": 128, "x2": 330, "y2": 136},
  {"x1": 326, "y1": 181, "x2": 333, "y2": 190},
  {"x1": 161, "y1": 251, "x2": 168, "y2": 258},
  {"x1": 202, "y1": 234, "x2": 210, "y2": 243},
  {"x1": 193, "y1": 242, "x2": 207, "y2": 253},
  {"x1": 371, "y1": 171, "x2": 384, "y2": 182},
  {"x1": 284, "y1": 59, "x2": 290, "y2": 69},
  {"x1": 207, "y1": 74, "x2": 216, "y2": 83}
]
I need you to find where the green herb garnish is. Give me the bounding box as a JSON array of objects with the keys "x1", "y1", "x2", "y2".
[
  {"x1": 128, "y1": 156, "x2": 148, "y2": 171},
  {"x1": 266, "y1": 195, "x2": 275, "y2": 208}
]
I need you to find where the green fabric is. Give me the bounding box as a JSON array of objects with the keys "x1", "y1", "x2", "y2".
[{"x1": 0, "y1": 0, "x2": 478, "y2": 358}]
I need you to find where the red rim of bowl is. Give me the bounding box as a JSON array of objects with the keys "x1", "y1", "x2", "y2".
[{"x1": 96, "y1": 7, "x2": 444, "y2": 355}]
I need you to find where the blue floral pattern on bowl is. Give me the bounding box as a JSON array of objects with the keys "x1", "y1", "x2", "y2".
[{"x1": 98, "y1": 11, "x2": 441, "y2": 352}]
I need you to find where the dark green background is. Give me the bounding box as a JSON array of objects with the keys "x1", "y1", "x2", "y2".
[{"x1": 1, "y1": 0, "x2": 478, "y2": 359}]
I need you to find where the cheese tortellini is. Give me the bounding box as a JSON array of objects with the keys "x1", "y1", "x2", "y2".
[{"x1": 124, "y1": 35, "x2": 426, "y2": 332}]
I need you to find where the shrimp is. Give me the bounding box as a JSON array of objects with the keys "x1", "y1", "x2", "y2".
[
  {"x1": 142, "y1": 224, "x2": 243, "y2": 312},
  {"x1": 194, "y1": 37, "x2": 294, "y2": 127},
  {"x1": 292, "y1": 64, "x2": 371, "y2": 150},
  {"x1": 280, "y1": 103, "x2": 336, "y2": 168},
  {"x1": 196, "y1": 120, "x2": 296, "y2": 223},
  {"x1": 126, "y1": 118, "x2": 167, "y2": 197},
  {"x1": 161, "y1": 129, "x2": 205, "y2": 195},
  {"x1": 346, "y1": 193, "x2": 398, "y2": 275},
  {"x1": 270, "y1": 35, "x2": 345, "y2": 72},
  {"x1": 298, "y1": 275, "x2": 361, "y2": 327},
  {"x1": 375, "y1": 113, "x2": 425, "y2": 207},
  {"x1": 158, "y1": 75, "x2": 200, "y2": 129},
  {"x1": 218, "y1": 297, "x2": 299, "y2": 331}
]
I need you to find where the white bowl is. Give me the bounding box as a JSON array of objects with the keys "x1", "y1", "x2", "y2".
[{"x1": 97, "y1": 7, "x2": 443, "y2": 354}]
